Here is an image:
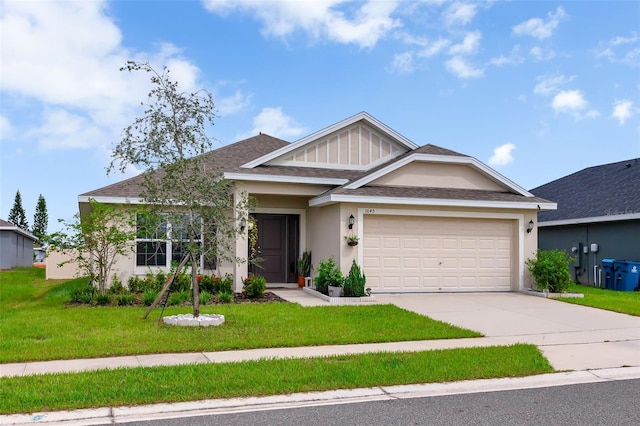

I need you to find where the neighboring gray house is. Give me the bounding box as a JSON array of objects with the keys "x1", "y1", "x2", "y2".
[
  {"x1": 531, "y1": 159, "x2": 640, "y2": 286},
  {"x1": 0, "y1": 218, "x2": 38, "y2": 269}
]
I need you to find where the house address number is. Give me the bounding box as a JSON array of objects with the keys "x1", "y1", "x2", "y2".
[{"x1": 364, "y1": 209, "x2": 376, "y2": 214}]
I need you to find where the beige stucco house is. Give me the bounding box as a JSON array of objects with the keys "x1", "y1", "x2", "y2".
[{"x1": 77, "y1": 112, "x2": 555, "y2": 293}]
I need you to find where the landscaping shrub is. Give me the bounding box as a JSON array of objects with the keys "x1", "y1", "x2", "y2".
[
  {"x1": 199, "y1": 291, "x2": 212, "y2": 305},
  {"x1": 167, "y1": 291, "x2": 190, "y2": 306},
  {"x1": 216, "y1": 275, "x2": 234, "y2": 294},
  {"x1": 169, "y1": 274, "x2": 191, "y2": 293},
  {"x1": 314, "y1": 257, "x2": 343, "y2": 295},
  {"x1": 217, "y1": 291, "x2": 233, "y2": 304},
  {"x1": 526, "y1": 249, "x2": 573, "y2": 293},
  {"x1": 95, "y1": 294, "x2": 111, "y2": 306},
  {"x1": 243, "y1": 275, "x2": 266, "y2": 299},
  {"x1": 108, "y1": 277, "x2": 125, "y2": 295},
  {"x1": 199, "y1": 275, "x2": 215, "y2": 293},
  {"x1": 343, "y1": 260, "x2": 366, "y2": 297},
  {"x1": 116, "y1": 293, "x2": 135, "y2": 306},
  {"x1": 70, "y1": 282, "x2": 95, "y2": 303},
  {"x1": 142, "y1": 290, "x2": 159, "y2": 306}
]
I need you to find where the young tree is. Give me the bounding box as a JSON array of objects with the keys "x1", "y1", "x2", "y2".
[
  {"x1": 49, "y1": 199, "x2": 136, "y2": 295},
  {"x1": 109, "y1": 61, "x2": 250, "y2": 318},
  {"x1": 8, "y1": 190, "x2": 29, "y2": 231},
  {"x1": 32, "y1": 194, "x2": 48, "y2": 243}
]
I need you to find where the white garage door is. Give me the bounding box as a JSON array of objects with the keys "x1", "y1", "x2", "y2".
[{"x1": 363, "y1": 215, "x2": 513, "y2": 292}]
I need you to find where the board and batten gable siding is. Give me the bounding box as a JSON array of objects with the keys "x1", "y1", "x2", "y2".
[{"x1": 268, "y1": 123, "x2": 408, "y2": 170}]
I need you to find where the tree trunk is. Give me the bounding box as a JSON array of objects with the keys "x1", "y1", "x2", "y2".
[{"x1": 191, "y1": 254, "x2": 200, "y2": 318}]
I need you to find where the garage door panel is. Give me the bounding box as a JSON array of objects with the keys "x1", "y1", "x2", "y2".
[{"x1": 364, "y1": 215, "x2": 513, "y2": 292}]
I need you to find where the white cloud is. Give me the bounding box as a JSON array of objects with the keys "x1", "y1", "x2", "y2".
[
  {"x1": 593, "y1": 32, "x2": 640, "y2": 66},
  {"x1": 237, "y1": 107, "x2": 307, "y2": 140},
  {"x1": 533, "y1": 74, "x2": 574, "y2": 96},
  {"x1": 551, "y1": 90, "x2": 599, "y2": 119},
  {"x1": 551, "y1": 90, "x2": 587, "y2": 112},
  {"x1": 611, "y1": 100, "x2": 633, "y2": 125},
  {"x1": 529, "y1": 46, "x2": 555, "y2": 61},
  {"x1": 0, "y1": 115, "x2": 12, "y2": 138},
  {"x1": 448, "y1": 31, "x2": 481, "y2": 55},
  {"x1": 488, "y1": 143, "x2": 515, "y2": 167},
  {"x1": 445, "y1": 56, "x2": 483, "y2": 79},
  {"x1": 443, "y1": 2, "x2": 477, "y2": 26},
  {"x1": 216, "y1": 91, "x2": 252, "y2": 116},
  {"x1": 512, "y1": 6, "x2": 567, "y2": 40},
  {"x1": 35, "y1": 108, "x2": 106, "y2": 150},
  {"x1": 488, "y1": 45, "x2": 524, "y2": 67},
  {"x1": 418, "y1": 38, "x2": 451, "y2": 58},
  {"x1": 386, "y1": 52, "x2": 416, "y2": 74},
  {"x1": 202, "y1": 0, "x2": 401, "y2": 49},
  {"x1": 0, "y1": 0, "x2": 205, "y2": 152}
]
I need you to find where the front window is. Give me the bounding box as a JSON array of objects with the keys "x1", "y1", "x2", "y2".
[{"x1": 135, "y1": 213, "x2": 206, "y2": 268}]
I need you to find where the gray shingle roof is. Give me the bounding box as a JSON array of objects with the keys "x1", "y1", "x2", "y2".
[
  {"x1": 530, "y1": 158, "x2": 640, "y2": 222},
  {"x1": 330, "y1": 186, "x2": 550, "y2": 204}
]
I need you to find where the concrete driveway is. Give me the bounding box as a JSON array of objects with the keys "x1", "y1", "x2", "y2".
[{"x1": 375, "y1": 293, "x2": 640, "y2": 371}]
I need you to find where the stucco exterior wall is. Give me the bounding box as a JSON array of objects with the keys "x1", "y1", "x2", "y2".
[
  {"x1": 46, "y1": 249, "x2": 82, "y2": 279},
  {"x1": 307, "y1": 203, "x2": 341, "y2": 274},
  {"x1": 370, "y1": 163, "x2": 506, "y2": 191}
]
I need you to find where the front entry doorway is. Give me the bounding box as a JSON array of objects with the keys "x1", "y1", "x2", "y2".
[{"x1": 249, "y1": 214, "x2": 299, "y2": 284}]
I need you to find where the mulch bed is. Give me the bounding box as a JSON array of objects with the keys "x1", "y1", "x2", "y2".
[{"x1": 231, "y1": 291, "x2": 288, "y2": 304}]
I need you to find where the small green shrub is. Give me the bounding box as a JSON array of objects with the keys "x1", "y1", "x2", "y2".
[
  {"x1": 343, "y1": 260, "x2": 366, "y2": 297},
  {"x1": 243, "y1": 275, "x2": 266, "y2": 299},
  {"x1": 108, "y1": 276, "x2": 125, "y2": 295},
  {"x1": 199, "y1": 291, "x2": 212, "y2": 305},
  {"x1": 169, "y1": 274, "x2": 191, "y2": 293},
  {"x1": 526, "y1": 249, "x2": 572, "y2": 293},
  {"x1": 70, "y1": 282, "x2": 95, "y2": 303},
  {"x1": 199, "y1": 275, "x2": 215, "y2": 293},
  {"x1": 142, "y1": 290, "x2": 159, "y2": 306},
  {"x1": 218, "y1": 291, "x2": 234, "y2": 304},
  {"x1": 116, "y1": 293, "x2": 135, "y2": 306},
  {"x1": 167, "y1": 291, "x2": 190, "y2": 306},
  {"x1": 95, "y1": 294, "x2": 111, "y2": 306},
  {"x1": 217, "y1": 275, "x2": 234, "y2": 294},
  {"x1": 314, "y1": 257, "x2": 343, "y2": 295}
]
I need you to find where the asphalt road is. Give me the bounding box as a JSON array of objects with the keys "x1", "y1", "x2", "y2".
[{"x1": 121, "y1": 379, "x2": 640, "y2": 425}]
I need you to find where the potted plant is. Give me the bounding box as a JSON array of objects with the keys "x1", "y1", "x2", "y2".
[
  {"x1": 345, "y1": 234, "x2": 359, "y2": 246},
  {"x1": 315, "y1": 257, "x2": 343, "y2": 297},
  {"x1": 296, "y1": 250, "x2": 312, "y2": 288}
]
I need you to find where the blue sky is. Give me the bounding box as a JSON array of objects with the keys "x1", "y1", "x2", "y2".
[{"x1": 1, "y1": 0, "x2": 639, "y2": 233}]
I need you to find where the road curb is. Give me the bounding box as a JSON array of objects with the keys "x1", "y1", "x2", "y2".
[{"x1": 2, "y1": 367, "x2": 639, "y2": 425}]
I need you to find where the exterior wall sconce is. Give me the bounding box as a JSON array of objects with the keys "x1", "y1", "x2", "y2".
[
  {"x1": 240, "y1": 218, "x2": 247, "y2": 232},
  {"x1": 526, "y1": 220, "x2": 534, "y2": 233},
  {"x1": 348, "y1": 214, "x2": 355, "y2": 230}
]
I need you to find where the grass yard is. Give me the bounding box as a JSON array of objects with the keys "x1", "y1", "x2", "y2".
[
  {"x1": 0, "y1": 344, "x2": 552, "y2": 415},
  {"x1": 558, "y1": 284, "x2": 640, "y2": 316},
  {"x1": 0, "y1": 268, "x2": 481, "y2": 363}
]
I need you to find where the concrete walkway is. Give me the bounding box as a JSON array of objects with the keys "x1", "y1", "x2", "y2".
[{"x1": 374, "y1": 292, "x2": 640, "y2": 371}]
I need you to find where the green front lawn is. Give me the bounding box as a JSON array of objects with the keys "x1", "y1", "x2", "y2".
[
  {"x1": 0, "y1": 268, "x2": 480, "y2": 363},
  {"x1": 558, "y1": 284, "x2": 640, "y2": 316},
  {"x1": 0, "y1": 344, "x2": 552, "y2": 415}
]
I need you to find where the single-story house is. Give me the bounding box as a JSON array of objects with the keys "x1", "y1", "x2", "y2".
[
  {"x1": 0, "y1": 218, "x2": 38, "y2": 269},
  {"x1": 530, "y1": 158, "x2": 640, "y2": 286},
  {"x1": 79, "y1": 112, "x2": 555, "y2": 293}
]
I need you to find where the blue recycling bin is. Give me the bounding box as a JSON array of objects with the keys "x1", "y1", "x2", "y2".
[
  {"x1": 601, "y1": 259, "x2": 615, "y2": 289},
  {"x1": 613, "y1": 260, "x2": 640, "y2": 292}
]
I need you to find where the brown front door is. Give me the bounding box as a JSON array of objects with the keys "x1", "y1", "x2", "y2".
[{"x1": 250, "y1": 214, "x2": 299, "y2": 283}]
